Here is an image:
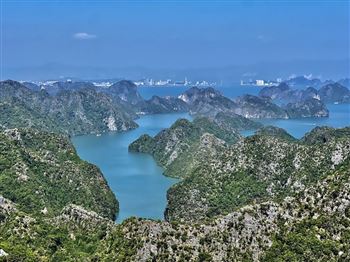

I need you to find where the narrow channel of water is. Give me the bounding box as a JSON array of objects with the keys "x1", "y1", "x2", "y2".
[
  {"x1": 72, "y1": 87, "x2": 348, "y2": 223},
  {"x1": 72, "y1": 113, "x2": 192, "y2": 223}
]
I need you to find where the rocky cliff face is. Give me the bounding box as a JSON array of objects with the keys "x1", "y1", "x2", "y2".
[
  {"x1": 179, "y1": 87, "x2": 328, "y2": 120},
  {"x1": 260, "y1": 82, "x2": 350, "y2": 104},
  {"x1": 165, "y1": 127, "x2": 350, "y2": 221},
  {"x1": 178, "y1": 87, "x2": 238, "y2": 117},
  {"x1": 285, "y1": 98, "x2": 329, "y2": 118},
  {"x1": 259, "y1": 83, "x2": 320, "y2": 103},
  {"x1": 177, "y1": 87, "x2": 296, "y2": 120},
  {"x1": 0, "y1": 80, "x2": 138, "y2": 135},
  {"x1": 103, "y1": 80, "x2": 144, "y2": 105},
  {"x1": 1, "y1": 124, "x2": 350, "y2": 261},
  {"x1": 233, "y1": 95, "x2": 289, "y2": 119},
  {"x1": 140, "y1": 96, "x2": 189, "y2": 114},
  {"x1": 3, "y1": 159, "x2": 349, "y2": 261},
  {"x1": 211, "y1": 111, "x2": 263, "y2": 131},
  {"x1": 318, "y1": 83, "x2": 350, "y2": 103},
  {"x1": 0, "y1": 128, "x2": 118, "y2": 219},
  {"x1": 131, "y1": 121, "x2": 349, "y2": 223},
  {"x1": 119, "y1": 160, "x2": 350, "y2": 262},
  {"x1": 129, "y1": 117, "x2": 240, "y2": 178}
]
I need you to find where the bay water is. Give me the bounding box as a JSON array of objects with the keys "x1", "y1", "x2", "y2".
[
  {"x1": 72, "y1": 113, "x2": 192, "y2": 223},
  {"x1": 72, "y1": 86, "x2": 349, "y2": 222}
]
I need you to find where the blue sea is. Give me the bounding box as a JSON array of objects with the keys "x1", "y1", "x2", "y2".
[
  {"x1": 72, "y1": 113, "x2": 192, "y2": 223},
  {"x1": 72, "y1": 86, "x2": 349, "y2": 222}
]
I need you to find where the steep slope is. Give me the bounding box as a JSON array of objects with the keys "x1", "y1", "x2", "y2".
[
  {"x1": 0, "y1": 80, "x2": 138, "y2": 135},
  {"x1": 178, "y1": 87, "x2": 238, "y2": 117},
  {"x1": 260, "y1": 82, "x2": 350, "y2": 104},
  {"x1": 50, "y1": 88, "x2": 138, "y2": 135},
  {"x1": 132, "y1": 123, "x2": 349, "y2": 222},
  {"x1": 258, "y1": 83, "x2": 291, "y2": 100},
  {"x1": 116, "y1": 159, "x2": 350, "y2": 262},
  {"x1": 21, "y1": 81, "x2": 41, "y2": 91},
  {"x1": 3, "y1": 160, "x2": 349, "y2": 261},
  {"x1": 129, "y1": 117, "x2": 241, "y2": 178},
  {"x1": 259, "y1": 83, "x2": 320, "y2": 103},
  {"x1": 140, "y1": 96, "x2": 189, "y2": 114},
  {"x1": 285, "y1": 98, "x2": 329, "y2": 118},
  {"x1": 233, "y1": 95, "x2": 289, "y2": 119},
  {"x1": 212, "y1": 112, "x2": 263, "y2": 131},
  {"x1": 0, "y1": 128, "x2": 118, "y2": 219},
  {"x1": 27, "y1": 80, "x2": 97, "y2": 96},
  {"x1": 318, "y1": 83, "x2": 350, "y2": 103},
  {"x1": 235, "y1": 94, "x2": 329, "y2": 119},
  {"x1": 102, "y1": 80, "x2": 144, "y2": 105},
  {"x1": 1, "y1": 127, "x2": 350, "y2": 261},
  {"x1": 177, "y1": 87, "x2": 300, "y2": 119},
  {"x1": 0, "y1": 98, "x2": 62, "y2": 133},
  {"x1": 166, "y1": 126, "x2": 349, "y2": 221}
]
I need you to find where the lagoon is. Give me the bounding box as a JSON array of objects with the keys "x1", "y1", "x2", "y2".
[
  {"x1": 72, "y1": 86, "x2": 349, "y2": 223},
  {"x1": 72, "y1": 113, "x2": 192, "y2": 223}
]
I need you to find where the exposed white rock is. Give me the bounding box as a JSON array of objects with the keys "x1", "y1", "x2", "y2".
[
  {"x1": 105, "y1": 115, "x2": 117, "y2": 131},
  {"x1": 178, "y1": 94, "x2": 189, "y2": 103},
  {"x1": 0, "y1": 195, "x2": 16, "y2": 212},
  {"x1": 3, "y1": 128, "x2": 22, "y2": 141},
  {"x1": 0, "y1": 249, "x2": 8, "y2": 257},
  {"x1": 331, "y1": 145, "x2": 344, "y2": 167}
]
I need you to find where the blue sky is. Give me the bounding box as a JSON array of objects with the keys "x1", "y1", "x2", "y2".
[{"x1": 1, "y1": 0, "x2": 349, "y2": 80}]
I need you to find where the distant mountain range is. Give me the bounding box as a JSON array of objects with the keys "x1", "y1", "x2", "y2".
[
  {"x1": 259, "y1": 81, "x2": 350, "y2": 104},
  {"x1": 3, "y1": 77, "x2": 348, "y2": 136},
  {"x1": 1, "y1": 76, "x2": 350, "y2": 261},
  {"x1": 282, "y1": 75, "x2": 350, "y2": 90},
  {"x1": 0, "y1": 80, "x2": 138, "y2": 135}
]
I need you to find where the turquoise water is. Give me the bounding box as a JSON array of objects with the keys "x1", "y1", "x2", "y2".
[
  {"x1": 72, "y1": 87, "x2": 348, "y2": 223},
  {"x1": 240, "y1": 104, "x2": 350, "y2": 138},
  {"x1": 257, "y1": 103, "x2": 350, "y2": 138},
  {"x1": 72, "y1": 113, "x2": 192, "y2": 222}
]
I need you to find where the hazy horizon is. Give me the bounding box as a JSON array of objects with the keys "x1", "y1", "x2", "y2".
[{"x1": 1, "y1": 0, "x2": 349, "y2": 81}]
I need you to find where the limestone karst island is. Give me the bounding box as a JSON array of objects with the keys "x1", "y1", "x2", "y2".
[{"x1": 1, "y1": 1, "x2": 349, "y2": 261}]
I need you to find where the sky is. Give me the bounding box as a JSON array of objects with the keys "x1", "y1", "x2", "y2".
[{"x1": 1, "y1": 0, "x2": 349, "y2": 81}]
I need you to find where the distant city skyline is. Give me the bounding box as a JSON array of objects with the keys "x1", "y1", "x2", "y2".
[{"x1": 1, "y1": 0, "x2": 349, "y2": 80}]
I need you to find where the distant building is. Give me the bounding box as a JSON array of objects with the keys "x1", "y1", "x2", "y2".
[{"x1": 256, "y1": 80, "x2": 265, "y2": 86}]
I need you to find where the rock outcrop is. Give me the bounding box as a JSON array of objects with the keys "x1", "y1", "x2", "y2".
[{"x1": 0, "y1": 80, "x2": 138, "y2": 135}]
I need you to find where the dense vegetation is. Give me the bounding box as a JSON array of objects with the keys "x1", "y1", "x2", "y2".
[
  {"x1": 259, "y1": 82, "x2": 350, "y2": 104},
  {"x1": 0, "y1": 128, "x2": 118, "y2": 219},
  {"x1": 1, "y1": 126, "x2": 349, "y2": 261},
  {"x1": 131, "y1": 124, "x2": 350, "y2": 222},
  {"x1": 1, "y1": 78, "x2": 350, "y2": 261},
  {"x1": 129, "y1": 115, "x2": 243, "y2": 178},
  {"x1": 0, "y1": 80, "x2": 138, "y2": 135}
]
